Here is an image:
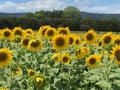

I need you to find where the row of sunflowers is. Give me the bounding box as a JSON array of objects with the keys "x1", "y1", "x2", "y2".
[{"x1": 0, "y1": 25, "x2": 120, "y2": 90}]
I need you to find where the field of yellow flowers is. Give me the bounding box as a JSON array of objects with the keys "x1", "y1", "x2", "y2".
[{"x1": 0, "y1": 25, "x2": 120, "y2": 90}]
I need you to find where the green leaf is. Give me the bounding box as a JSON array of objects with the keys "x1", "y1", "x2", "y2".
[{"x1": 96, "y1": 80, "x2": 111, "y2": 88}]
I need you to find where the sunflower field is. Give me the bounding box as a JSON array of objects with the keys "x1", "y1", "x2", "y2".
[{"x1": 0, "y1": 25, "x2": 120, "y2": 90}]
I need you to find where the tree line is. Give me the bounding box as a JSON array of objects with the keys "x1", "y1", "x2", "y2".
[{"x1": 0, "y1": 6, "x2": 120, "y2": 32}]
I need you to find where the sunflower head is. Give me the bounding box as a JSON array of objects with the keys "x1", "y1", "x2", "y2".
[
  {"x1": 35, "y1": 77, "x2": 44, "y2": 87},
  {"x1": 0, "y1": 48, "x2": 13, "y2": 68},
  {"x1": 84, "y1": 29, "x2": 96, "y2": 44},
  {"x1": 28, "y1": 39, "x2": 43, "y2": 51},
  {"x1": 74, "y1": 36, "x2": 81, "y2": 46},
  {"x1": 38, "y1": 25, "x2": 51, "y2": 37},
  {"x1": 57, "y1": 27, "x2": 70, "y2": 35},
  {"x1": 1, "y1": 28, "x2": 13, "y2": 40},
  {"x1": 60, "y1": 53, "x2": 71, "y2": 64},
  {"x1": 13, "y1": 27, "x2": 24, "y2": 36},
  {"x1": 44, "y1": 27, "x2": 57, "y2": 39},
  {"x1": 21, "y1": 37, "x2": 30, "y2": 48},
  {"x1": 102, "y1": 32, "x2": 113, "y2": 45},
  {"x1": 68, "y1": 34, "x2": 76, "y2": 45},
  {"x1": 52, "y1": 34, "x2": 69, "y2": 50},
  {"x1": 112, "y1": 45, "x2": 120, "y2": 64},
  {"x1": 86, "y1": 55, "x2": 100, "y2": 68},
  {"x1": 27, "y1": 69, "x2": 36, "y2": 77},
  {"x1": 114, "y1": 37, "x2": 120, "y2": 45},
  {"x1": 11, "y1": 67, "x2": 23, "y2": 76}
]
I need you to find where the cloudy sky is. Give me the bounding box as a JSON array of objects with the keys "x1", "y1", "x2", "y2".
[{"x1": 0, "y1": 0, "x2": 120, "y2": 14}]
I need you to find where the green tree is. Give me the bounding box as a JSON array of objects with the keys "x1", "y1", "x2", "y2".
[{"x1": 62, "y1": 6, "x2": 80, "y2": 19}]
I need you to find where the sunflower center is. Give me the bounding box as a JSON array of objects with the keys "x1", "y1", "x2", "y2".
[
  {"x1": 89, "y1": 58, "x2": 96, "y2": 64},
  {"x1": 60, "y1": 30, "x2": 67, "y2": 34},
  {"x1": 4, "y1": 31, "x2": 10, "y2": 37},
  {"x1": 63, "y1": 57, "x2": 68, "y2": 62},
  {"x1": 86, "y1": 33, "x2": 93, "y2": 40},
  {"x1": 69, "y1": 37, "x2": 74, "y2": 44},
  {"x1": 15, "y1": 30, "x2": 22, "y2": 36},
  {"x1": 114, "y1": 39, "x2": 120, "y2": 45},
  {"x1": 22, "y1": 38, "x2": 30, "y2": 46},
  {"x1": 75, "y1": 39, "x2": 79, "y2": 45},
  {"x1": 42, "y1": 29, "x2": 47, "y2": 36},
  {"x1": 76, "y1": 49, "x2": 81, "y2": 55},
  {"x1": 56, "y1": 37, "x2": 65, "y2": 47},
  {"x1": 103, "y1": 36, "x2": 111, "y2": 44},
  {"x1": 0, "y1": 52, "x2": 8, "y2": 61},
  {"x1": 98, "y1": 41, "x2": 102, "y2": 46},
  {"x1": 115, "y1": 50, "x2": 120, "y2": 61},
  {"x1": 29, "y1": 71, "x2": 35, "y2": 76},
  {"x1": 47, "y1": 30, "x2": 54, "y2": 36},
  {"x1": 30, "y1": 40, "x2": 40, "y2": 47}
]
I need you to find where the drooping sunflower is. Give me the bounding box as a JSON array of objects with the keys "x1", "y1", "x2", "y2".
[
  {"x1": 51, "y1": 34, "x2": 69, "y2": 50},
  {"x1": 27, "y1": 69, "x2": 36, "y2": 77},
  {"x1": 25, "y1": 28, "x2": 35, "y2": 36},
  {"x1": 20, "y1": 37, "x2": 30, "y2": 49},
  {"x1": 75, "y1": 48, "x2": 86, "y2": 59},
  {"x1": 112, "y1": 45, "x2": 120, "y2": 64},
  {"x1": 0, "y1": 48, "x2": 13, "y2": 68},
  {"x1": 57, "y1": 27, "x2": 70, "y2": 35},
  {"x1": 28, "y1": 39, "x2": 43, "y2": 51},
  {"x1": 44, "y1": 27, "x2": 57, "y2": 40},
  {"x1": 102, "y1": 32, "x2": 113, "y2": 45},
  {"x1": 60, "y1": 53, "x2": 71, "y2": 64},
  {"x1": 37, "y1": 25, "x2": 51, "y2": 38},
  {"x1": 13, "y1": 27, "x2": 24, "y2": 36},
  {"x1": 86, "y1": 55, "x2": 101, "y2": 68},
  {"x1": 84, "y1": 29, "x2": 96, "y2": 44},
  {"x1": 1, "y1": 28, "x2": 13, "y2": 40},
  {"x1": 51, "y1": 53, "x2": 61, "y2": 63}
]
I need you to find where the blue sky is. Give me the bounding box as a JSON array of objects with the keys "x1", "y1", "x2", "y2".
[{"x1": 0, "y1": 0, "x2": 120, "y2": 14}]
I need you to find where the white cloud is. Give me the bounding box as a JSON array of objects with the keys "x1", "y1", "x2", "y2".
[{"x1": 0, "y1": 0, "x2": 65, "y2": 12}]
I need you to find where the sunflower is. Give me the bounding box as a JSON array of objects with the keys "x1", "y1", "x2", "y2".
[
  {"x1": 102, "y1": 32, "x2": 113, "y2": 45},
  {"x1": 60, "y1": 53, "x2": 71, "y2": 64},
  {"x1": 1, "y1": 28, "x2": 13, "y2": 40},
  {"x1": 11, "y1": 67, "x2": 23, "y2": 76},
  {"x1": 28, "y1": 39, "x2": 43, "y2": 51},
  {"x1": 113, "y1": 36, "x2": 120, "y2": 45},
  {"x1": 35, "y1": 77, "x2": 44, "y2": 87},
  {"x1": 74, "y1": 36, "x2": 81, "y2": 46},
  {"x1": 75, "y1": 48, "x2": 86, "y2": 59},
  {"x1": 112, "y1": 45, "x2": 120, "y2": 64},
  {"x1": 20, "y1": 37, "x2": 30, "y2": 49},
  {"x1": 57, "y1": 27, "x2": 70, "y2": 35},
  {"x1": 13, "y1": 27, "x2": 24, "y2": 37},
  {"x1": 86, "y1": 55, "x2": 100, "y2": 68},
  {"x1": 37, "y1": 25, "x2": 51, "y2": 38},
  {"x1": 51, "y1": 53, "x2": 61, "y2": 63},
  {"x1": 44, "y1": 27, "x2": 57, "y2": 40},
  {"x1": 25, "y1": 28, "x2": 35, "y2": 36},
  {"x1": 0, "y1": 48, "x2": 13, "y2": 68},
  {"x1": 52, "y1": 34, "x2": 69, "y2": 50},
  {"x1": 68, "y1": 34, "x2": 76, "y2": 45},
  {"x1": 27, "y1": 69, "x2": 36, "y2": 77},
  {"x1": 84, "y1": 29, "x2": 96, "y2": 44}
]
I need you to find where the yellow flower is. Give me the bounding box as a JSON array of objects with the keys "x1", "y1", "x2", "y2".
[
  {"x1": 24, "y1": 28, "x2": 35, "y2": 36},
  {"x1": 57, "y1": 27, "x2": 70, "y2": 35},
  {"x1": 51, "y1": 53, "x2": 61, "y2": 62},
  {"x1": 52, "y1": 34, "x2": 69, "y2": 50},
  {"x1": 0, "y1": 48, "x2": 13, "y2": 68},
  {"x1": 35, "y1": 77, "x2": 44, "y2": 87},
  {"x1": 28, "y1": 39, "x2": 43, "y2": 51},
  {"x1": 11, "y1": 67, "x2": 23, "y2": 76},
  {"x1": 1, "y1": 28, "x2": 13, "y2": 40},
  {"x1": 60, "y1": 53, "x2": 71, "y2": 64},
  {"x1": 112, "y1": 45, "x2": 120, "y2": 64},
  {"x1": 74, "y1": 36, "x2": 81, "y2": 46},
  {"x1": 84, "y1": 29, "x2": 96, "y2": 44},
  {"x1": 86, "y1": 55, "x2": 101, "y2": 68},
  {"x1": 20, "y1": 37, "x2": 30, "y2": 48},
  {"x1": 75, "y1": 48, "x2": 86, "y2": 59},
  {"x1": 102, "y1": 32, "x2": 113, "y2": 45},
  {"x1": 0, "y1": 88, "x2": 8, "y2": 90},
  {"x1": 13, "y1": 26, "x2": 24, "y2": 36},
  {"x1": 27, "y1": 69, "x2": 36, "y2": 77},
  {"x1": 68, "y1": 34, "x2": 76, "y2": 45},
  {"x1": 113, "y1": 36, "x2": 120, "y2": 45},
  {"x1": 37, "y1": 25, "x2": 51, "y2": 38},
  {"x1": 44, "y1": 27, "x2": 57, "y2": 40}
]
